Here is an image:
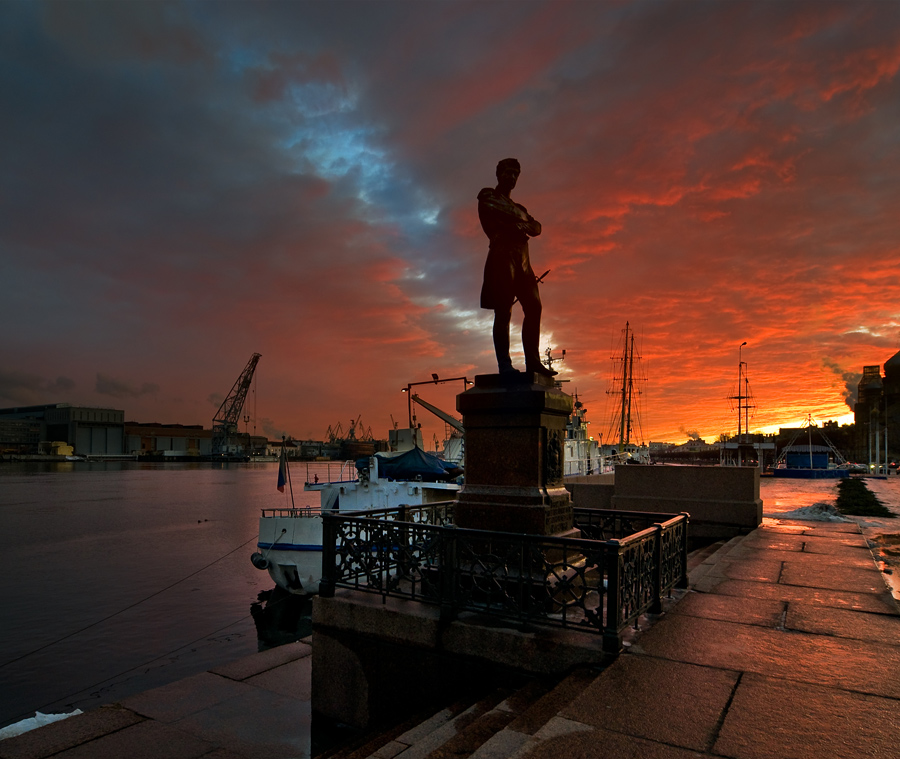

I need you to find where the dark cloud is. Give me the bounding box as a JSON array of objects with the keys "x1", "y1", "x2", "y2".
[
  {"x1": 0, "y1": 371, "x2": 76, "y2": 406},
  {"x1": 1, "y1": 1, "x2": 899, "y2": 443},
  {"x1": 95, "y1": 374, "x2": 159, "y2": 399}
]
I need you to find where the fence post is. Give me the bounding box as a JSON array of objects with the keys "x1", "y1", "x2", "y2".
[
  {"x1": 319, "y1": 513, "x2": 336, "y2": 597},
  {"x1": 603, "y1": 540, "x2": 623, "y2": 653},
  {"x1": 677, "y1": 513, "x2": 690, "y2": 589},
  {"x1": 439, "y1": 526, "x2": 458, "y2": 623},
  {"x1": 649, "y1": 524, "x2": 663, "y2": 614}
]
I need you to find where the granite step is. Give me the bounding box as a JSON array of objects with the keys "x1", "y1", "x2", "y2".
[
  {"x1": 468, "y1": 668, "x2": 600, "y2": 759},
  {"x1": 688, "y1": 535, "x2": 746, "y2": 587},
  {"x1": 370, "y1": 688, "x2": 514, "y2": 759},
  {"x1": 319, "y1": 703, "x2": 463, "y2": 759},
  {"x1": 345, "y1": 676, "x2": 562, "y2": 759}
]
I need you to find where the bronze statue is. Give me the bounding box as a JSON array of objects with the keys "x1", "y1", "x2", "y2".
[{"x1": 478, "y1": 158, "x2": 556, "y2": 377}]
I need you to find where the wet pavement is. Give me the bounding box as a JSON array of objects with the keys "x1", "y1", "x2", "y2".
[{"x1": 1, "y1": 518, "x2": 897, "y2": 759}]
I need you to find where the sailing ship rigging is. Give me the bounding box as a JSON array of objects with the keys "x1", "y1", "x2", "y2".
[{"x1": 604, "y1": 322, "x2": 648, "y2": 463}]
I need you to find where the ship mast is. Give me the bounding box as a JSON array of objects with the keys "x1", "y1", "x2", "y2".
[{"x1": 607, "y1": 322, "x2": 644, "y2": 451}]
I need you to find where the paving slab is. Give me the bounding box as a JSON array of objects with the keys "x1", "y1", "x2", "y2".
[
  {"x1": 795, "y1": 536, "x2": 872, "y2": 555},
  {"x1": 793, "y1": 521, "x2": 867, "y2": 535},
  {"x1": 737, "y1": 533, "x2": 806, "y2": 552},
  {"x1": 0, "y1": 706, "x2": 143, "y2": 759},
  {"x1": 210, "y1": 641, "x2": 311, "y2": 681},
  {"x1": 702, "y1": 577, "x2": 898, "y2": 613},
  {"x1": 632, "y1": 614, "x2": 900, "y2": 698},
  {"x1": 172, "y1": 686, "x2": 311, "y2": 759},
  {"x1": 119, "y1": 672, "x2": 251, "y2": 724},
  {"x1": 701, "y1": 557, "x2": 784, "y2": 583},
  {"x1": 245, "y1": 655, "x2": 312, "y2": 701},
  {"x1": 779, "y1": 561, "x2": 889, "y2": 594},
  {"x1": 669, "y1": 592, "x2": 785, "y2": 628},
  {"x1": 784, "y1": 603, "x2": 900, "y2": 643},
  {"x1": 560, "y1": 655, "x2": 738, "y2": 752},
  {"x1": 521, "y1": 723, "x2": 716, "y2": 759},
  {"x1": 724, "y1": 544, "x2": 876, "y2": 568},
  {"x1": 52, "y1": 720, "x2": 214, "y2": 759},
  {"x1": 714, "y1": 672, "x2": 900, "y2": 759}
]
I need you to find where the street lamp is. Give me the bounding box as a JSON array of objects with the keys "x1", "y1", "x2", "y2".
[
  {"x1": 738, "y1": 342, "x2": 747, "y2": 443},
  {"x1": 401, "y1": 375, "x2": 473, "y2": 429}
]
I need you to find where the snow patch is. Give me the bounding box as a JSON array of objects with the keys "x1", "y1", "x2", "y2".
[
  {"x1": 0, "y1": 711, "x2": 82, "y2": 741},
  {"x1": 771, "y1": 502, "x2": 853, "y2": 522}
]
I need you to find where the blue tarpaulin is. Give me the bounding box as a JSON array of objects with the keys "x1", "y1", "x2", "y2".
[{"x1": 357, "y1": 446, "x2": 462, "y2": 481}]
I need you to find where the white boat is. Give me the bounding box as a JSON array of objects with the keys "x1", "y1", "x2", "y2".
[
  {"x1": 250, "y1": 446, "x2": 462, "y2": 595},
  {"x1": 563, "y1": 394, "x2": 601, "y2": 476}
]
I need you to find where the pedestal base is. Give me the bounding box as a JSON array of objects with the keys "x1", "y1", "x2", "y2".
[
  {"x1": 454, "y1": 485, "x2": 573, "y2": 535},
  {"x1": 455, "y1": 372, "x2": 574, "y2": 536}
]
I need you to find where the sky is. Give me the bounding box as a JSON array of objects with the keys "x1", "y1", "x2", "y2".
[{"x1": 2, "y1": 0, "x2": 900, "y2": 447}]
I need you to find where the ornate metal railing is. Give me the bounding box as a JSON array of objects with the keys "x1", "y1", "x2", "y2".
[{"x1": 319, "y1": 505, "x2": 688, "y2": 653}]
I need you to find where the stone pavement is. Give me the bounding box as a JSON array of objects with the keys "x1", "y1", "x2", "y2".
[
  {"x1": 2, "y1": 518, "x2": 898, "y2": 759},
  {"x1": 503, "y1": 519, "x2": 900, "y2": 759},
  {"x1": 0, "y1": 641, "x2": 313, "y2": 759}
]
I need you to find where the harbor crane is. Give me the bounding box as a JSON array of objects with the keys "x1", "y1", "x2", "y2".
[{"x1": 211, "y1": 353, "x2": 261, "y2": 456}]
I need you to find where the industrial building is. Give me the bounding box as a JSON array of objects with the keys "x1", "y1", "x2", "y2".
[
  {"x1": 0, "y1": 403, "x2": 125, "y2": 456},
  {"x1": 854, "y1": 349, "x2": 900, "y2": 466}
]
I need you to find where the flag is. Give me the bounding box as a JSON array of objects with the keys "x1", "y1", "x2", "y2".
[{"x1": 277, "y1": 446, "x2": 287, "y2": 493}]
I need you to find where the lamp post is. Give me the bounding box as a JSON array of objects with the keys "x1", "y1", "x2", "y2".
[
  {"x1": 401, "y1": 375, "x2": 473, "y2": 430},
  {"x1": 738, "y1": 342, "x2": 747, "y2": 443}
]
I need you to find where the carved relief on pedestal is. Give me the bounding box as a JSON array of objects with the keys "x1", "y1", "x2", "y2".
[{"x1": 545, "y1": 428, "x2": 564, "y2": 486}]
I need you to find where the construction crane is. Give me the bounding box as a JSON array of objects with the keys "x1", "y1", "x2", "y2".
[
  {"x1": 410, "y1": 394, "x2": 464, "y2": 433},
  {"x1": 211, "y1": 353, "x2": 261, "y2": 456}
]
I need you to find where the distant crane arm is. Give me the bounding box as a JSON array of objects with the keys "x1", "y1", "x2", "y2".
[
  {"x1": 411, "y1": 394, "x2": 464, "y2": 433},
  {"x1": 213, "y1": 353, "x2": 262, "y2": 427}
]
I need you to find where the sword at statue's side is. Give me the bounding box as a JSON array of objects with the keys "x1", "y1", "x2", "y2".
[{"x1": 512, "y1": 269, "x2": 550, "y2": 306}]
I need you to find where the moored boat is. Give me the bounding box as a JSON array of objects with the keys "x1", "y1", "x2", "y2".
[
  {"x1": 250, "y1": 445, "x2": 462, "y2": 594},
  {"x1": 771, "y1": 415, "x2": 851, "y2": 479}
]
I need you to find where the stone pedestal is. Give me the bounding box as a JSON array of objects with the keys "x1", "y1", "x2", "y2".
[{"x1": 455, "y1": 372, "x2": 574, "y2": 535}]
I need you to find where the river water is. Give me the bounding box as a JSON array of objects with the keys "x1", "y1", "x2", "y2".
[
  {"x1": 1, "y1": 463, "x2": 899, "y2": 730},
  {"x1": 0, "y1": 460, "x2": 332, "y2": 730}
]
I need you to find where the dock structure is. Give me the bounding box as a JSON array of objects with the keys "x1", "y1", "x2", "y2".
[{"x1": 2, "y1": 517, "x2": 897, "y2": 758}]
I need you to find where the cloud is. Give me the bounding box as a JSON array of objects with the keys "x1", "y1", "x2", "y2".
[
  {"x1": 823, "y1": 359, "x2": 863, "y2": 410},
  {"x1": 1, "y1": 1, "x2": 899, "y2": 445},
  {"x1": 95, "y1": 374, "x2": 159, "y2": 400},
  {"x1": 0, "y1": 372, "x2": 76, "y2": 407}
]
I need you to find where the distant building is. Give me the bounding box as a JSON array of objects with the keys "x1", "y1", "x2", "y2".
[
  {"x1": 0, "y1": 416, "x2": 42, "y2": 454},
  {"x1": 0, "y1": 403, "x2": 124, "y2": 456},
  {"x1": 124, "y1": 422, "x2": 212, "y2": 457},
  {"x1": 854, "y1": 350, "x2": 900, "y2": 464}
]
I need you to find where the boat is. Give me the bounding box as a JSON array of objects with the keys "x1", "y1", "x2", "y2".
[
  {"x1": 603, "y1": 322, "x2": 650, "y2": 467},
  {"x1": 250, "y1": 439, "x2": 462, "y2": 595},
  {"x1": 563, "y1": 393, "x2": 601, "y2": 476},
  {"x1": 772, "y1": 416, "x2": 850, "y2": 479}
]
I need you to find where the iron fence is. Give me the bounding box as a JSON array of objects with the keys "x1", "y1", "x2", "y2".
[{"x1": 319, "y1": 504, "x2": 688, "y2": 653}]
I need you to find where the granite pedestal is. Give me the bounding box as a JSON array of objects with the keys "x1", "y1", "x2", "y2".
[{"x1": 454, "y1": 372, "x2": 575, "y2": 536}]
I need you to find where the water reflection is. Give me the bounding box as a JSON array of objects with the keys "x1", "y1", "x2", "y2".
[{"x1": 251, "y1": 587, "x2": 312, "y2": 651}]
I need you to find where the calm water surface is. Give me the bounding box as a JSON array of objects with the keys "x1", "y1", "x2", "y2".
[
  {"x1": 2, "y1": 464, "x2": 899, "y2": 730},
  {"x1": 0, "y1": 460, "x2": 327, "y2": 730}
]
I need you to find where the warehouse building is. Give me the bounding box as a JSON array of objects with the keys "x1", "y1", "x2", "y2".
[{"x1": 0, "y1": 403, "x2": 125, "y2": 456}]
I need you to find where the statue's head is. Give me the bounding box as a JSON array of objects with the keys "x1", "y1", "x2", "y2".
[{"x1": 496, "y1": 158, "x2": 521, "y2": 178}]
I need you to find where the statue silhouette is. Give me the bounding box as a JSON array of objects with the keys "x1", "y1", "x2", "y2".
[{"x1": 478, "y1": 158, "x2": 555, "y2": 377}]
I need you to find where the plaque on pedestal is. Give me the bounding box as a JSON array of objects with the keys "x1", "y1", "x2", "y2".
[{"x1": 455, "y1": 371, "x2": 574, "y2": 535}]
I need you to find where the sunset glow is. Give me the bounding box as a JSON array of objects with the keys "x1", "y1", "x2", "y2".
[{"x1": 2, "y1": 1, "x2": 899, "y2": 447}]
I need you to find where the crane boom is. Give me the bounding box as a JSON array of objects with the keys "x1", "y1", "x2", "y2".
[
  {"x1": 212, "y1": 353, "x2": 261, "y2": 455},
  {"x1": 411, "y1": 394, "x2": 464, "y2": 433}
]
